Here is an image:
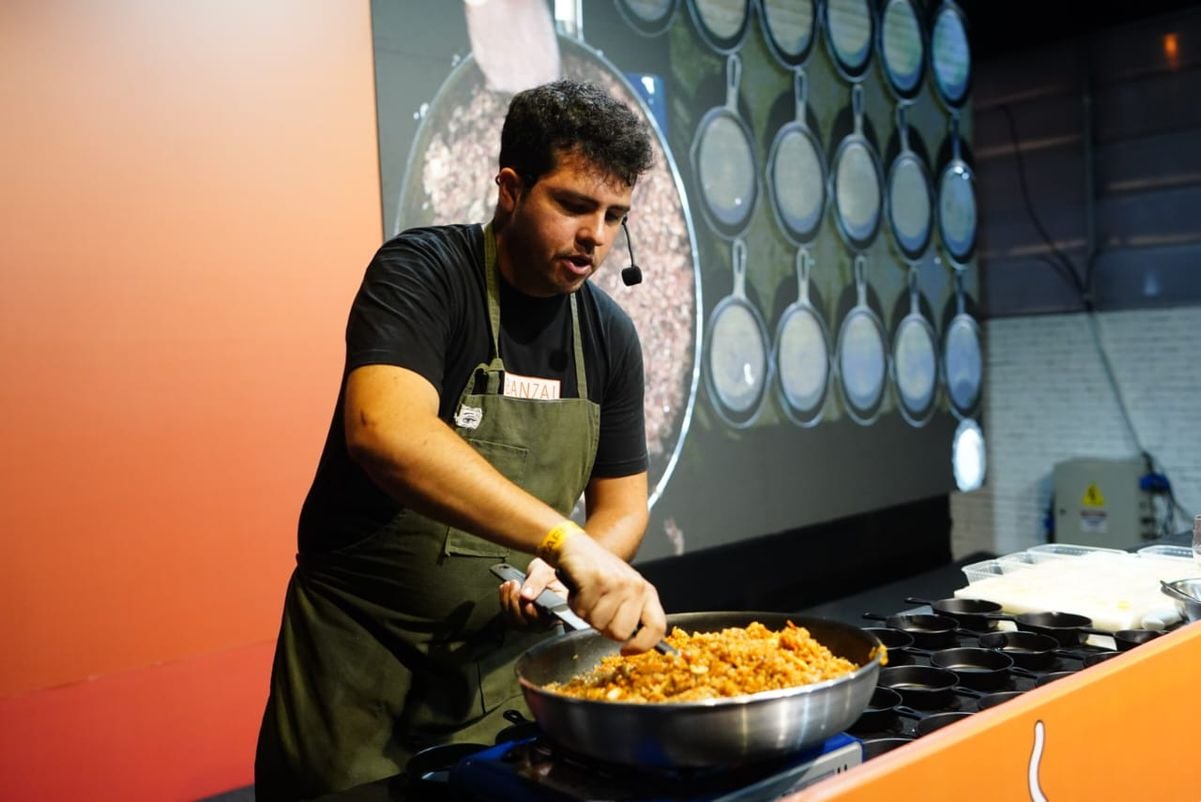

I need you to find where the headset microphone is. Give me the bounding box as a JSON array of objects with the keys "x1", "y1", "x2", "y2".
[{"x1": 620, "y1": 218, "x2": 643, "y2": 287}]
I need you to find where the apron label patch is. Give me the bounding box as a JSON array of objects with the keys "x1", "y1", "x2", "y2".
[
  {"x1": 503, "y1": 372, "x2": 561, "y2": 400},
  {"x1": 454, "y1": 405, "x2": 483, "y2": 429}
]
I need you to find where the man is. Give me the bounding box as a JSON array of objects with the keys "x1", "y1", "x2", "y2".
[{"x1": 255, "y1": 79, "x2": 667, "y2": 800}]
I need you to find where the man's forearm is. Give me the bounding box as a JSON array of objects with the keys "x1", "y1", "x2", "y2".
[
  {"x1": 346, "y1": 364, "x2": 577, "y2": 553},
  {"x1": 582, "y1": 474, "x2": 649, "y2": 561}
]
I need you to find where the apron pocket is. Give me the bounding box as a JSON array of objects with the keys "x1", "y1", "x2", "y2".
[{"x1": 443, "y1": 439, "x2": 529, "y2": 558}]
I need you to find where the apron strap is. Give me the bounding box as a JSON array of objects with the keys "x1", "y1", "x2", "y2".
[
  {"x1": 482, "y1": 222, "x2": 505, "y2": 373},
  {"x1": 570, "y1": 293, "x2": 587, "y2": 399}
]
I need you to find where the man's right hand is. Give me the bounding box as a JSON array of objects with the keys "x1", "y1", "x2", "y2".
[{"x1": 553, "y1": 530, "x2": 667, "y2": 655}]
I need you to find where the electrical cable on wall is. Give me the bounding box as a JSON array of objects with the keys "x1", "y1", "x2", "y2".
[{"x1": 998, "y1": 103, "x2": 1192, "y2": 538}]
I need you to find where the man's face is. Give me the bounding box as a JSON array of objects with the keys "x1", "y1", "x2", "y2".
[{"x1": 500, "y1": 150, "x2": 634, "y2": 297}]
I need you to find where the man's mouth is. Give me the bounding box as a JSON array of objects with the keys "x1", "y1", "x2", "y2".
[{"x1": 561, "y1": 253, "x2": 594, "y2": 275}]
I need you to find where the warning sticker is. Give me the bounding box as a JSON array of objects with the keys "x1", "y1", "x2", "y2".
[
  {"x1": 1081, "y1": 483, "x2": 1106, "y2": 508},
  {"x1": 1079, "y1": 509, "x2": 1108, "y2": 534}
]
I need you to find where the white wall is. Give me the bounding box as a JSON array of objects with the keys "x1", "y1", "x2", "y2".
[{"x1": 951, "y1": 305, "x2": 1201, "y2": 558}]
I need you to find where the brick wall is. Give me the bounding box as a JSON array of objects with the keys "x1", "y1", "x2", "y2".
[{"x1": 950, "y1": 306, "x2": 1201, "y2": 558}]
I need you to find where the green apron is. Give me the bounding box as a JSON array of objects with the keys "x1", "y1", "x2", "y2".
[{"x1": 255, "y1": 224, "x2": 600, "y2": 801}]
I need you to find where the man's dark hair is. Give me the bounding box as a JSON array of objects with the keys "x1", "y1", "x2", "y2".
[{"x1": 499, "y1": 80, "x2": 654, "y2": 188}]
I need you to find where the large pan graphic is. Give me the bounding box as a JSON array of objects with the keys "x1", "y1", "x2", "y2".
[
  {"x1": 773, "y1": 247, "x2": 832, "y2": 427},
  {"x1": 766, "y1": 69, "x2": 827, "y2": 245},
  {"x1": 836, "y1": 255, "x2": 888, "y2": 425},
  {"x1": 758, "y1": 0, "x2": 818, "y2": 68},
  {"x1": 692, "y1": 54, "x2": 759, "y2": 238},
  {"x1": 891, "y1": 265, "x2": 939, "y2": 427},
  {"x1": 705, "y1": 239, "x2": 770, "y2": 427},
  {"x1": 395, "y1": 36, "x2": 701, "y2": 507}
]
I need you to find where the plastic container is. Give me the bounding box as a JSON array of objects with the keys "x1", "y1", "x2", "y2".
[
  {"x1": 1025, "y1": 543, "x2": 1125, "y2": 563},
  {"x1": 1136, "y1": 544, "x2": 1194, "y2": 562},
  {"x1": 961, "y1": 553, "x2": 1035, "y2": 585}
]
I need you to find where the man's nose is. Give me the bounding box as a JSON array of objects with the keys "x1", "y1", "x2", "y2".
[{"x1": 578, "y1": 213, "x2": 609, "y2": 249}]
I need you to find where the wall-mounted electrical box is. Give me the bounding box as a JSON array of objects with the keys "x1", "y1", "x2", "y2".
[{"x1": 1053, "y1": 457, "x2": 1156, "y2": 548}]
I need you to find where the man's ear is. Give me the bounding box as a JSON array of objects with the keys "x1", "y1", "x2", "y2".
[{"x1": 495, "y1": 168, "x2": 524, "y2": 213}]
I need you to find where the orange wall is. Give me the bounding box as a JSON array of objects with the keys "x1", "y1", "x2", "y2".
[{"x1": 0, "y1": 0, "x2": 380, "y2": 701}]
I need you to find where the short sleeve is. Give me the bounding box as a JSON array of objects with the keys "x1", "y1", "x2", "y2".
[{"x1": 345, "y1": 229, "x2": 472, "y2": 395}]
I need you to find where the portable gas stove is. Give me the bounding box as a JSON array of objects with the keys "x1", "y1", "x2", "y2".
[{"x1": 446, "y1": 732, "x2": 861, "y2": 801}]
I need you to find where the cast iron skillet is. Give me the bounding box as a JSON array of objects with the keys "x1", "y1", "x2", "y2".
[
  {"x1": 877, "y1": 0, "x2": 926, "y2": 101},
  {"x1": 891, "y1": 266, "x2": 940, "y2": 427},
  {"x1": 759, "y1": 0, "x2": 819, "y2": 68},
  {"x1": 767, "y1": 69, "x2": 827, "y2": 245},
  {"x1": 862, "y1": 627, "x2": 917, "y2": 665},
  {"x1": 687, "y1": 0, "x2": 752, "y2": 53},
  {"x1": 863, "y1": 612, "x2": 958, "y2": 650},
  {"x1": 885, "y1": 105, "x2": 934, "y2": 262},
  {"x1": 837, "y1": 255, "x2": 889, "y2": 425},
  {"x1": 974, "y1": 630, "x2": 1081, "y2": 671},
  {"x1": 904, "y1": 596, "x2": 1001, "y2": 632},
  {"x1": 928, "y1": 0, "x2": 973, "y2": 110},
  {"x1": 895, "y1": 706, "x2": 974, "y2": 737},
  {"x1": 976, "y1": 690, "x2": 1025, "y2": 711},
  {"x1": 823, "y1": 0, "x2": 876, "y2": 82},
  {"x1": 772, "y1": 247, "x2": 833, "y2": 426},
  {"x1": 897, "y1": 646, "x2": 1040, "y2": 691},
  {"x1": 691, "y1": 54, "x2": 758, "y2": 237},
  {"x1": 860, "y1": 736, "x2": 915, "y2": 758},
  {"x1": 876, "y1": 665, "x2": 961, "y2": 710},
  {"x1": 705, "y1": 239, "x2": 770, "y2": 427},
  {"x1": 615, "y1": 0, "x2": 679, "y2": 37},
  {"x1": 830, "y1": 85, "x2": 884, "y2": 252},
  {"x1": 850, "y1": 686, "x2": 904, "y2": 732}
]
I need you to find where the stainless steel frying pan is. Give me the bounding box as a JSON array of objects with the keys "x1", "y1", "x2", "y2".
[{"x1": 514, "y1": 611, "x2": 884, "y2": 768}]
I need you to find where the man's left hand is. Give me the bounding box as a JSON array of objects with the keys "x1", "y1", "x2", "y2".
[{"x1": 498, "y1": 558, "x2": 568, "y2": 629}]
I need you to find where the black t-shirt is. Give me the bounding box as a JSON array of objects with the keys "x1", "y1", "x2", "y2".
[{"x1": 298, "y1": 224, "x2": 647, "y2": 551}]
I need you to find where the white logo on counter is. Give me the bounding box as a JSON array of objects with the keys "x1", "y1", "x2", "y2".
[
  {"x1": 503, "y1": 372, "x2": 561, "y2": 400},
  {"x1": 1028, "y1": 720, "x2": 1048, "y2": 802},
  {"x1": 454, "y1": 405, "x2": 483, "y2": 429}
]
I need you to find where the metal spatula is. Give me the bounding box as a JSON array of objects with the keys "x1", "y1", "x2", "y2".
[{"x1": 490, "y1": 563, "x2": 677, "y2": 656}]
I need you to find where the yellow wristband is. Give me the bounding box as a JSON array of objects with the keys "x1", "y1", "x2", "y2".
[{"x1": 537, "y1": 520, "x2": 583, "y2": 563}]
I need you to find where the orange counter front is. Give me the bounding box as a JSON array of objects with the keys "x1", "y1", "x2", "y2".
[{"x1": 791, "y1": 620, "x2": 1201, "y2": 801}]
